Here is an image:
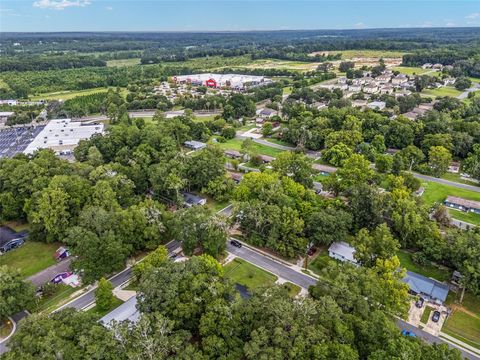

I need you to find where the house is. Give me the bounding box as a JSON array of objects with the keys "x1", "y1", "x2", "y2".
[
  {"x1": 367, "y1": 101, "x2": 386, "y2": 110},
  {"x1": 447, "y1": 161, "x2": 460, "y2": 174},
  {"x1": 328, "y1": 242, "x2": 358, "y2": 265},
  {"x1": 352, "y1": 100, "x2": 368, "y2": 108},
  {"x1": 392, "y1": 74, "x2": 409, "y2": 85},
  {"x1": 402, "y1": 271, "x2": 449, "y2": 305},
  {"x1": 337, "y1": 76, "x2": 347, "y2": 84},
  {"x1": 375, "y1": 74, "x2": 391, "y2": 83},
  {"x1": 363, "y1": 84, "x2": 378, "y2": 94},
  {"x1": 418, "y1": 103, "x2": 435, "y2": 111},
  {"x1": 228, "y1": 172, "x2": 243, "y2": 184},
  {"x1": 312, "y1": 163, "x2": 337, "y2": 175},
  {"x1": 258, "y1": 154, "x2": 275, "y2": 163},
  {"x1": 444, "y1": 196, "x2": 480, "y2": 214},
  {"x1": 0, "y1": 226, "x2": 28, "y2": 253},
  {"x1": 379, "y1": 85, "x2": 394, "y2": 95},
  {"x1": 256, "y1": 108, "x2": 278, "y2": 118},
  {"x1": 184, "y1": 140, "x2": 206, "y2": 151},
  {"x1": 395, "y1": 89, "x2": 412, "y2": 98},
  {"x1": 0, "y1": 111, "x2": 14, "y2": 124},
  {"x1": 443, "y1": 78, "x2": 456, "y2": 86},
  {"x1": 182, "y1": 192, "x2": 207, "y2": 207},
  {"x1": 422, "y1": 63, "x2": 433, "y2": 69},
  {"x1": 224, "y1": 149, "x2": 243, "y2": 159},
  {"x1": 348, "y1": 84, "x2": 362, "y2": 92},
  {"x1": 432, "y1": 63, "x2": 443, "y2": 70},
  {"x1": 100, "y1": 296, "x2": 140, "y2": 328}
]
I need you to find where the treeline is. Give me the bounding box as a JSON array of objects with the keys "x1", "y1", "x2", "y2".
[{"x1": 0, "y1": 54, "x2": 106, "y2": 72}]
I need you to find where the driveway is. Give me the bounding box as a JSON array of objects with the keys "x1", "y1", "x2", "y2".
[
  {"x1": 26, "y1": 257, "x2": 73, "y2": 287},
  {"x1": 407, "y1": 301, "x2": 424, "y2": 327},
  {"x1": 423, "y1": 306, "x2": 448, "y2": 337}
]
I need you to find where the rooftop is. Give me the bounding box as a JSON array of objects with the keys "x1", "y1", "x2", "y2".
[
  {"x1": 328, "y1": 241, "x2": 357, "y2": 263},
  {"x1": 402, "y1": 271, "x2": 449, "y2": 303},
  {"x1": 99, "y1": 296, "x2": 139, "y2": 328},
  {"x1": 445, "y1": 196, "x2": 480, "y2": 209}
]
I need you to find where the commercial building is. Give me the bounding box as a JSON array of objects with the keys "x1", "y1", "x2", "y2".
[
  {"x1": 174, "y1": 73, "x2": 272, "y2": 90},
  {"x1": 24, "y1": 119, "x2": 103, "y2": 155}
]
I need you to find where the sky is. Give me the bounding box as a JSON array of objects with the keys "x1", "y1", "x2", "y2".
[{"x1": 1, "y1": 1, "x2": 479, "y2": 32}]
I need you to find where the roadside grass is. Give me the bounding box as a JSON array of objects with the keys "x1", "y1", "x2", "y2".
[
  {"x1": 194, "y1": 115, "x2": 217, "y2": 122},
  {"x1": 0, "y1": 241, "x2": 60, "y2": 277},
  {"x1": 87, "y1": 297, "x2": 124, "y2": 319},
  {"x1": 420, "y1": 180, "x2": 480, "y2": 206},
  {"x1": 2, "y1": 221, "x2": 30, "y2": 232},
  {"x1": 441, "y1": 172, "x2": 479, "y2": 187},
  {"x1": 106, "y1": 58, "x2": 141, "y2": 67},
  {"x1": 224, "y1": 258, "x2": 277, "y2": 291},
  {"x1": 421, "y1": 87, "x2": 462, "y2": 98},
  {"x1": 265, "y1": 138, "x2": 293, "y2": 147},
  {"x1": 308, "y1": 250, "x2": 335, "y2": 276},
  {"x1": 35, "y1": 284, "x2": 79, "y2": 313},
  {"x1": 420, "y1": 306, "x2": 433, "y2": 324},
  {"x1": 215, "y1": 137, "x2": 286, "y2": 157},
  {"x1": 282, "y1": 282, "x2": 301, "y2": 297},
  {"x1": 393, "y1": 66, "x2": 434, "y2": 76},
  {"x1": 442, "y1": 310, "x2": 480, "y2": 349},
  {"x1": 448, "y1": 209, "x2": 480, "y2": 226},
  {"x1": 396, "y1": 250, "x2": 450, "y2": 282}
]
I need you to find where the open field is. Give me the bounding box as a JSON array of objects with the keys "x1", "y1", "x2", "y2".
[
  {"x1": 0, "y1": 241, "x2": 59, "y2": 277},
  {"x1": 396, "y1": 250, "x2": 450, "y2": 282},
  {"x1": 216, "y1": 137, "x2": 286, "y2": 157},
  {"x1": 393, "y1": 66, "x2": 436, "y2": 76},
  {"x1": 422, "y1": 87, "x2": 462, "y2": 98},
  {"x1": 30, "y1": 87, "x2": 129, "y2": 101},
  {"x1": 241, "y1": 58, "x2": 318, "y2": 72},
  {"x1": 106, "y1": 58, "x2": 141, "y2": 67},
  {"x1": 324, "y1": 49, "x2": 405, "y2": 59},
  {"x1": 421, "y1": 180, "x2": 480, "y2": 206},
  {"x1": 224, "y1": 258, "x2": 277, "y2": 291}
]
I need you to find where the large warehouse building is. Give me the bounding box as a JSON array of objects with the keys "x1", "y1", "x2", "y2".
[
  {"x1": 24, "y1": 118, "x2": 104, "y2": 155},
  {"x1": 173, "y1": 73, "x2": 272, "y2": 89}
]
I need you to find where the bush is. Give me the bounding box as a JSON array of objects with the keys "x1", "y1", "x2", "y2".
[{"x1": 412, "y1": 252, "x2": 429, "y2": 267}]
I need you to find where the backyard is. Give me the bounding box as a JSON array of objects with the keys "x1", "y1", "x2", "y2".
[
  {"x1": 308, "y1": 249, "x2": 335, "y2": 276},
  {"x1": 0, "y1": 241, "x2": 60, "y2": 277},
  {"x1": 443, "y1": 310, "x2": 480, "y2": 349},
  {"x1": 396, "y1": 250, "x2": 450, "y2": 282},
  {"x1": 420, "y1": 180, "x2": 480, "y2": 206},
  {"x1": 421, "y1": 87, "x2": 462, "y2": 98},
  {"x1": 224, "y1": 258, "x2": 277, "y2": 291}
]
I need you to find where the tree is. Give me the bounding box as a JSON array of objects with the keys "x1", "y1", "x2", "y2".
[
  {"x1": 463, "y1": 144, "x2": 480, "y2": 181},
  {"x1": 347, "y1": 184, "x2": 384, "y2": 231},
  {"x1": 221, "y1": 126, "x2": 236, "y2": 139},
  {"x1": 352, "y1": 224, "x2": 400, "y2": 267},
  {"x1": 399, "y1": 145, "x2": 425, "y2": 171},
  {"x1": 321, "y1": 143, "x2": 352, "y2": 167},
  {"x1": 454, "y1": 76, "x2": 472, "y2": 90},
  {"x1": 305, "y1": 207, "x2": 352, "y2": 247},
  {"x1": 261, "y1": 122, "x2": 273, "y2": 137},
  {"x1": 203, "y1": 175, "x2": 235, "y2": 202},
  {"x1": 271, "y1": 151, "x2": 314, "y2": 188},
  {"x1": 133, "y1": 245, "x2": 168, "y2": 280},
  {"x1": 95, "y1": 278, "x2": 115, "y2": 312},
  {"x1": 0, "y1": 266, "x2": 35, "y2": 320},
  {"x1": 185, "y1": 146, "x2": 225, "y2": 190},
  {"x1": 428, "y1": 146, "x2": 452, "y2": 177},
  {"x1": 339, "y1": 61, "x2": 355, "y2": 72},
  {"x1": 334, "y1": 154, "x2": 374, "y2": 192},
  {"x1": 375, "y1": 154, "x2": 393, "y2": 173}
]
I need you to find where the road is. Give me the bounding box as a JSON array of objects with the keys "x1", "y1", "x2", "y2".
[
  {"x1": 457, "y1": 82, "x2": 480, "y2": 100},
  {"x1": 412, "y1": 172, "x2": 480, "y2": 192}
]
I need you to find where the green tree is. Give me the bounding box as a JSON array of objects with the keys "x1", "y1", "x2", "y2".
[
  {"x1": 95, "y1": 278, "x2": 115, "y2": 312},
  {"x1": 463, "y1": 143, "x2": 480, "y2": 181},
  {"x1": 271, "y1": 151, "x2": 314, "y2": 188},
  {"x1": 334, "y1": 154, "x2": 374, "y2": 192},
  {"x1": 352, "y1": 224, "x2": 400, "y2": 267},
  {"x1": 185, "y1": 146, "x2": 225, "y2": 190},
  {"x1": 375, "y1": 154, "x2": 393, "y2": 173},
  {"x1": 0, "y1": 266, "x2": 35, "y2": 319},
  {"x1": 428, "y1": 146, "x2": 452, "y2": 177},
  {"x1": 321, "y1": 143, "x2": 352, "y2": 167},
  {"x1": 305, "y1": 207, "x2": 352, "y2": 246},
  {"x1": 399, "y1": 145, "x2": 425, "y2": 171},
  {"x1": 454, "y1": 76, "x2": 472, "y2": 90}
]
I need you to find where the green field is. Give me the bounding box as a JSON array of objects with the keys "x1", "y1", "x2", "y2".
[
  {"x1": 421, "y1": 87, "x2": 462, "y2": 98},
  {"x1": 0, "y1": 241, "x2": 60, "y2": 277},
  {"x1": 441, "y1": 173, "x2": 479, "y2": 187},
  {"x1": 106, "y1": 58, "x2": 141, "y2": 67},
  {"x1": 334, "y1": 49, "x2": 405, "y2": 59},
  {"x1": 420, "y1": 306, "x2": 433, "y2": 324},
  {"x1": 216, "y1": 138, "x2": 286, "y2": 158},
  {"x1": 448, "y1": 209, "x2": 480, "y2": 226},
  {"x1": 393, "y1": 66, "x2": 436, "y2": 76},
  {"x1": 30, "y1": 87, "x2": 128, "y2": 101},
  {"x1": 396, "y1": 250, "x2": 450, "y2": 282},
  {"x1": 224, "y1": 258, "x2": 277, "y2": 290},
  {"x1": 87, "y1": 297, "x2": 124, "y2": 318},
  {"x1": 443, "y1": 310, "x2": 480, "y2": 349},
  {"x1": 421, "y1": 181, "x2": 480, "y2": 206}
]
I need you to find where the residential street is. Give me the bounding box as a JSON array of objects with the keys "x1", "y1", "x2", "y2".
[{"x1": 412, "y1": 172, "x2": 480, "y2": 192}]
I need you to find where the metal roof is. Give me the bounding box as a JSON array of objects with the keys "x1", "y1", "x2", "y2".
[
  {"x1": 328, "y1": 241, "x2": 357, "y2": 263},
  {"x1": 402, "y1": 271, "x2": 449, "y2": 303},
  {"x1": 99, "y1": 296, "x2": 140, "y2": 328}
]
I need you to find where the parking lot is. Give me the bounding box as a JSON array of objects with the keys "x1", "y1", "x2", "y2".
[{"x1": 0, "y1": 126, "x2": 45, "y2": 158}]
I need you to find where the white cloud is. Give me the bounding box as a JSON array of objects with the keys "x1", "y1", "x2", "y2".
[
  {"x1": 33, "y1": 0, "x2": 91, "y2": 10},
  {"x1": 465, "y1": 12, "x2": 480, "y2": 20},
  {"x1": 421, "y1": 21, "x2": 433, "y2": 28},
  {"x1": 445, "y1": 21, "x2": 455, "y2": 27},
  {"x1": 354, "y1": 22, "x2": 366, "y2": 28},
  {"x1": 106, "y1": 6, "x2": 113, "y2": 11}
]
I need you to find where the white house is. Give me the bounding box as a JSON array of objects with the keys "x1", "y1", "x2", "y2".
[
  {"x1": 363, "y1": 84, "x2": 378, "y2": 94},
  {"x1": 367, "y1": 101, "x2": 386, "y2": 110},
  {"x1": 328, "y1": 242, "x2": 358, "y2": 265}
]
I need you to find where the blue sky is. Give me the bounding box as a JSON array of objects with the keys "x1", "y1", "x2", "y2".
[{"x1": 1, "y1": 1, "x2": 479, "y2": 32}]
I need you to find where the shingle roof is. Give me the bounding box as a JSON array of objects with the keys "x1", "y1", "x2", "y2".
[{"x1": 445, "y1": 196, "x2": 480, "y2": 210}]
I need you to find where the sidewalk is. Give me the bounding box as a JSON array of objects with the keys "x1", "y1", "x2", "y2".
[{"x1": 439, "y1": 332, "x2": 480, "y2": 356}]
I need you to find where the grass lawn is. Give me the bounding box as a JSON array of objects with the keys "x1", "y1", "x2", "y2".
[
  {"x1": 441, "y1": 172, "x2": 479, "y2": 187},
  {"x1": 87, "y1": 297, "x2": 124, "y2": 319},
  {"x1": 194, "y1": 115, "x2": 218, "y2": 122},
  {"x1": 420, "y1": 180, "x2": 480, "y2": 206},
  {"x1": 216, "y1": 137, "x2": 286, "y2": 157},
  {"x1": 224, "y1": 258, "x2": 277, "y2": 291},
  {"x1": 448, "y1": 209, "x2": 480, "y2": 226},
  {"x1": 421, "y1": 87, "x2": 462, "y2": 98},
  {"x1": 393, "y1": 66, "x2": 434, "y2": 76},
  {"x1": 396, "y1": 250, "x2": 450, "y2": 282},
  {"x1": 282, "y1": 282, "x2": 301, "y2": 297},
  {"x1": 265, "y1": 138, "x2": 293, "y2": 147},
  {"x1": 106, "y1": 58, "x2": 141, "y2": 67},
  {"x1": 283, "y1": 86, "x2": 293, "y2": 96},
  {"x1": 443, "y1": 310, "x2": 480, "y2": 349},
  {"x1": 2, "y1": 221, "x2": 30, "y2": 232},
  {"x1": 35, "y1": 284, "x2": 79, "y2": 313},
  {"x1": 308, "y1": 250, "x2": 335, "y2": 276},
  {"x1": 333, "y1": 49, "x2": 405, "y2": 59},
  {"x1": 30, "y1": 87, "x2": 128, "y2": 101},
  {"x1": 420, "y1": 306, "x2": 433, "y2": 324},
  {"x1": 0, "y1": 241, "x2": 60, "y2": 277}
]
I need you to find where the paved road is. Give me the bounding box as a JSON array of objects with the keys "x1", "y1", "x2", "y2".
[
  {"x1": 26, "y1": 258, "x2": 72, "y2": 287},
  {"x1": 457, "y1": 82, "x2": 480, "y2": 100},
  {"x1": 412, "y1": 172, "x2": 480, "y2": 192},
  {"x1": 451, "y1": 218, "x2": 477, "y2": 230}
]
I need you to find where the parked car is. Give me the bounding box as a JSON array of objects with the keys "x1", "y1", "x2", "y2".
[
  {"x1": 415, "y1": 298, "x2": 424, "y2": 308},
  {"x1": 0, "y1": 238, "x2": 25, "y2": 253},
  {"x1": 432, "y1": 311, "x2": 441, "y2": 323},
  {"x1": 230, "y1": 240, "x2": 242, "y2": 248},
  {"x1": 51, "y1": 272, "x2": 72, "y2": 284},
  {"x1": 307, "y1": 247, "x2": 317, "y2": 256},
  {"x1": 401, "y1": 330, "x2": 417, "y2": 337}
]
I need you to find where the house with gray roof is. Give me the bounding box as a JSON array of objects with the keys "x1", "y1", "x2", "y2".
[
  {"x1": 99, "y1": 296, "x2": 140, "y2": 328},
  {"x1": 402, "y1": 271, "x2": 449, "y2": 304}
]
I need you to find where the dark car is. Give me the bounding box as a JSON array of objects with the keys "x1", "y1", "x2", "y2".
[
  {"x1": 432, "y1": 311, "x2": 441, "y2": 323},
  {"x1": 401, "y1": 330, "x2": 417, "y2": 337},
  {"x1": 51, "y1": 272, "x2": 72, "y2": 284},
  {"x1": 230, "y1": 240, "x2": 242, "y2": 248},
  {"x1": 0, "y1": 238, "x2": 24, "y2": 253},
  {"x1": 415, "y1": 298, "x2": 424, "y2": 308},
  {"x1": 307, "y1": 247, "x2": 317, "y2": 256}
]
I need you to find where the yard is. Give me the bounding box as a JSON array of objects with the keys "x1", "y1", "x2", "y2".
[
  {"x1": 442, "y1": 310, "x2": 480, "y2": 349},
  {"x1": 0, "y1": 241, "x2": 60, "y2": 277},
  {"x1": 441, "y1": 172, "x2": 479, "y2": 187},
  {"x1": 448, "y1": 209, "x2": 480, "y2": 226},
  {"x1": 87, "y1": 297, "x2": 124, "y2": 319},
  {"x1": 396, "y1": 250, "x2": 450, "y2": 282},
  {"x1": 35, "y1": 284, "x2": 79, "y2": 313},
  {"x1": 308, "y1": 250, "x2": 335, "y2": 276},
  {"x1": 216, "y1": 137, "x2": 286, "y2": 158},
  {"x1": 224, "y1": 258, "x2": 277, "y2": 291},
  {"x1": 421, "y1": 87, "x2": 462, "y2": 98},
  {"x1": 282, "y1": 282, "x2": 301, "y2": 297},
  {"x1": 420, "y1": 180, "x2": 480, "y2": 206}
]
